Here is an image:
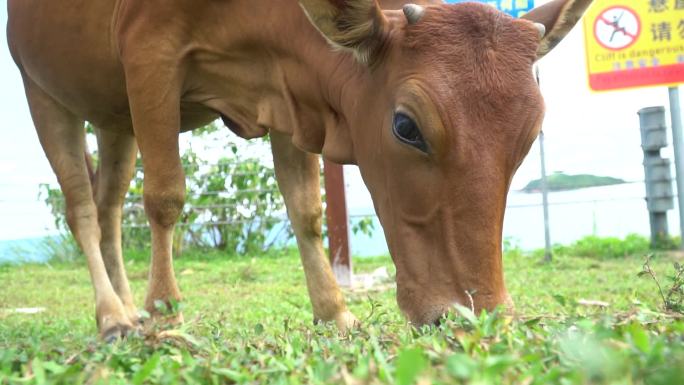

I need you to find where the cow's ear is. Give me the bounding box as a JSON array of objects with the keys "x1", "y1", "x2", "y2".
[
  {"x1": 522, "y1": 0, "x2": 593, "y2": 60},
  {"x1": 299, "y1": 0, "x2": 388, "y2": 65}
]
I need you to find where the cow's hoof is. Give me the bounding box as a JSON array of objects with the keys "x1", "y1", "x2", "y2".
[
  {"x1": 97, "y1": 300, "x2": 139, "y2": 342},
  {"x1": 335, "y1": 311, "x2": 360, "y2": 334},
  {"x1": 101, "y1": 321, "x2": 137, "y2": 343}
]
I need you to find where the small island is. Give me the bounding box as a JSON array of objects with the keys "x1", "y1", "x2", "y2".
[{"x1": 522, "y1": 172, "x2": 626, "y2": 193}]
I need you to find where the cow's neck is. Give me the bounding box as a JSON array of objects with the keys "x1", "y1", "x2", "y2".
[{"x1": 185, "y1": 1, "x2": 366, "y2": 164}]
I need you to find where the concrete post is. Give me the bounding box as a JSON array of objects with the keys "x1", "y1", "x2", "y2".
[{"x1": 638, "y1": 106, "x2": 674, "y2": 247}]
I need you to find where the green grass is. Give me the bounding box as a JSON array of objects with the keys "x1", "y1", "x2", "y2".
[{"x1": 1, "y1": 246, "x2": 683, "y2": 384}]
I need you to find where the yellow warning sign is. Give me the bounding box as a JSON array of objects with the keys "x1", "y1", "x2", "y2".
[{"x1": 583, "y1": 0, "x2": 684, "y2": 91}]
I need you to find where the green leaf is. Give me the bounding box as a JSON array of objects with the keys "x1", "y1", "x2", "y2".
[
  {"x1": 446, "y1": 353, "x2": 475, "y2": 380},
  {"x1": 212, "y1": 368, "x2": 246, "y2": 382},
  {"x1": 31, "y1": 357, "x2": 46, "y2": 385},
  {"x1": 395, "y1": 348, "x2": 427, "y2": 385},
  {"x1": 154, "y1": 300, "x2": 167, "y2": 314},
  {"x1": 41, "y1": 360, "x2": 67, "y2": 375},
  {"x1": 138, "y1": 309, "x2": 151, "y2": 320},
  {"x1": 483, "y1": 355, "x2": 516, "y2": 375},
  {"x1": 452, "y1": 303, "x2": 478, "y2": 325},
  {"x1": 637, "y1": 271, "x2": 651, "y2": 278},
  {"x1": 628, "y1": 323, "x2": 650, "y2": 354},
  {"x1": 552, "y1": 294, "x2": 567, "y2": 306},
  {"x1": 254, "y1": 323, "x2": 265, "y2": 335},
  {"x1": 524, "y1": 317, "x2": 542, "y2": 328},
  {"x1": 132, "y1": 352, "x2": 160, "y2": 385}
]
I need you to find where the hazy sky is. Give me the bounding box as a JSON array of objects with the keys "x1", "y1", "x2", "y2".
[{"x1": 0, "y1": 0, "x2": 678, "y2": 240}]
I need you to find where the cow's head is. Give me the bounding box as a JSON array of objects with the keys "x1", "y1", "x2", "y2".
[{"x1": 299, "y1": 0, "x2": 592, "y2": 325}]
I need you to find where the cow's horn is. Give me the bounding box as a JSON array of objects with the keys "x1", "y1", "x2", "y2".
[
  {"x1": 403, "y1": 4, "x2": 425, "y2": 25},
  {"x1": 534, "y1": 22, "x2": 546, "y2": 39}
]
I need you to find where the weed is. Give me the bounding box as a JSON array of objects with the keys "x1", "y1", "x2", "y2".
[{"x1": 639, "y1": 254, "x2": 684, "y2": 314}]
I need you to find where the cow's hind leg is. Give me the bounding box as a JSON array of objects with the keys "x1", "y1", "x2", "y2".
[
  {"x1": 270, "y1": 132, "x2": 358, "y2": 332},
  {"x1": 94, "y1": 128, "x2": 139, "y2": 324},
  {"x1": 23, "y1": 78, "x2": 134, "y2": 340}
]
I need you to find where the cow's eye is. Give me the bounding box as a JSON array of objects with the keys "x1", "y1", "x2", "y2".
[{"x1": 393, "y1": 112, "x2": 427, "y2": 152}]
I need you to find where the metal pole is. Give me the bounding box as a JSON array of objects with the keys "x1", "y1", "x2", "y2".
[
  {"x1": 536, "y1": 65, "x2": 552, "y2": 262},
  {"x1": 323, "y1": 160, "x2": 352, "y2": 287},
  {"x1": 539, "y1": 130, "x2": 552, "y2": 262},
  {"x1": 668, "y1": 86, "x2": 684, "y2": 250}
]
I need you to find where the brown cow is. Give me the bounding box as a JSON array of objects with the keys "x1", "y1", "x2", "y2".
[{"x1": 7, "y1": 0, "x2": 592, "y2": 340}]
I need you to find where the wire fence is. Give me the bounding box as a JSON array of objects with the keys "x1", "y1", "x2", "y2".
[
  {"x1": 2, "y1": 123, "x2": 673, "y2": 255},
  {"x1": 0, "y1": 177, "x2": 653, "y2": 219},
  {"x1": 506, "y1": 195, "x2": 646, "y2": 209},
  {"x1": 0, "y1": 161, "x2": 665, "y2": 253}
]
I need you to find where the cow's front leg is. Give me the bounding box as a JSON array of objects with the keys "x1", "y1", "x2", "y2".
[
  {"x1": 270, "y1": 132, "x2": 358, "y2": 332},
  {"x1": 123, "y1": 60, "x2": 184, "y2": 325}
]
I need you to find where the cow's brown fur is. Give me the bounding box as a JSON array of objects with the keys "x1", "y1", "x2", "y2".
[{"x1": 7, "y1": 0, "x2": 592, "y2": 339}]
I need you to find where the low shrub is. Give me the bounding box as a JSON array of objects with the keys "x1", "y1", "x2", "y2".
[{"x1": 533, "y1": 234, "x2": 653, "y2": 260}]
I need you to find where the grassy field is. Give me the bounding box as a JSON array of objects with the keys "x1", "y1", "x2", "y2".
[{"x1": 1, "y1": 244, "x2": 683, "y2": 384}]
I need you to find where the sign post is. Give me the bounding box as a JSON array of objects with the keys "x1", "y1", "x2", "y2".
[
  {"x1": 669, "y1": 86, "x2": 684, "y2": 249},
  {"x1": 584, "y1": 0, "x2": 684, "y2": 247}
]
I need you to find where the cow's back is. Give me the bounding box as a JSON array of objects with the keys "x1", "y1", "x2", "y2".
[
  {"x1": 7, "y1": 0, "x2": 442, "y2": 131},
  {"x1": 7, "y1": 0, "x2": 132, "y2": 128}
]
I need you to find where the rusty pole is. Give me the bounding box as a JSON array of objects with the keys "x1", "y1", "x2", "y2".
[{"x1": 323, "y1": 160, "x2": 352, "y2": 287}]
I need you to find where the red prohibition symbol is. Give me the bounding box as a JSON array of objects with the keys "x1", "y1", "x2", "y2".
[{"x1": 594, "y1": 6, "x2": 641, "y2": 51}]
